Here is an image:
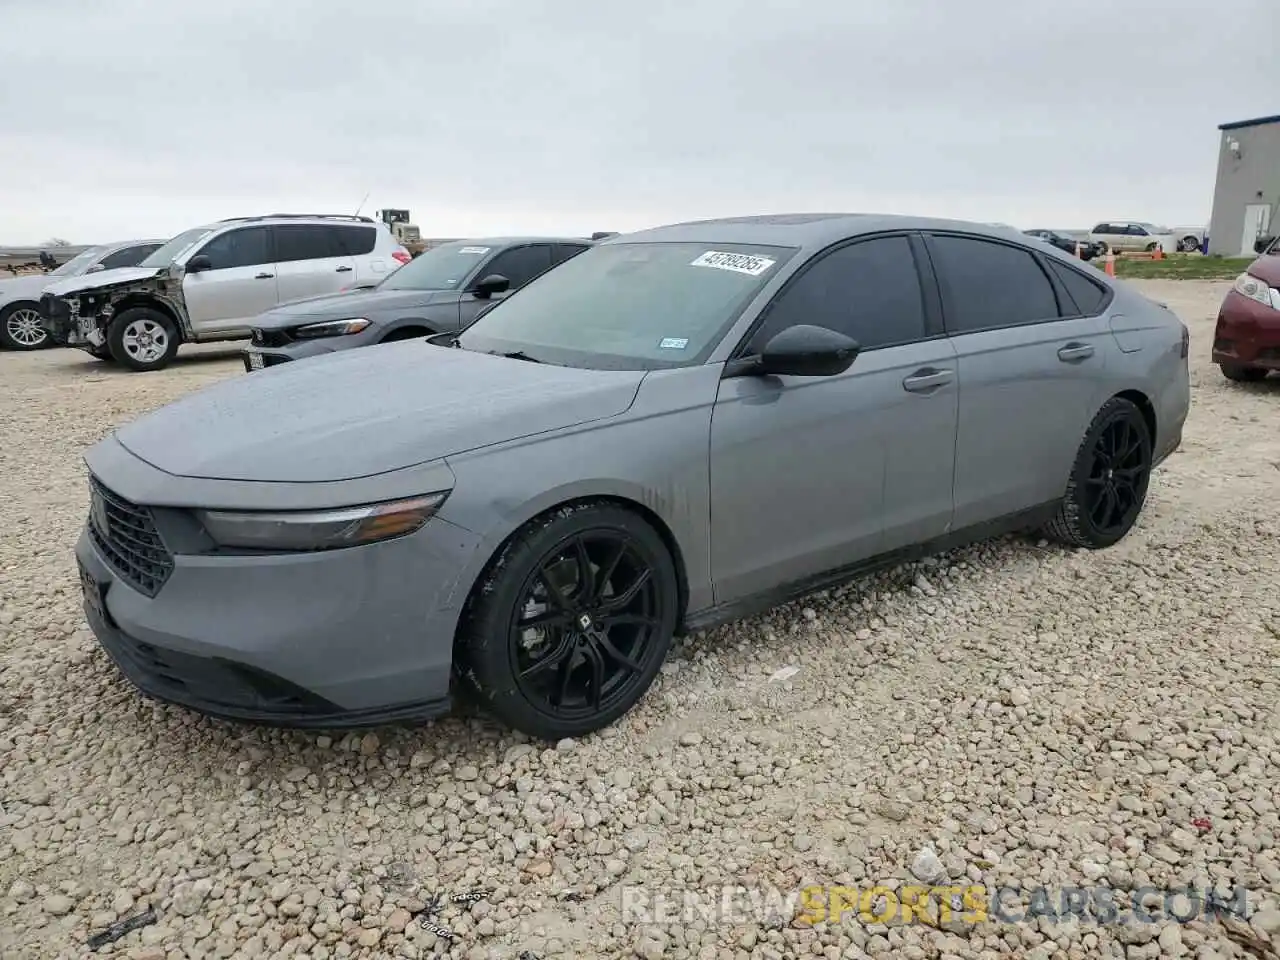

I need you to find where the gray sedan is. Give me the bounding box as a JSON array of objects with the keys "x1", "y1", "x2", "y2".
[
  {"x1": 0, "y1": 239, "x2": 162, "y2": 350},
  {"x1": 240, "y1": 236, "x2": 593, "y2": 371},
  {"x1": 74, "y1": 213, "x2": 1190, "y2": 741}
]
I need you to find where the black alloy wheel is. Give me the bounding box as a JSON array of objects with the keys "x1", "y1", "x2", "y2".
[
  {"x1": 1043, "y1": 397, "x2": 1152, "y2": 549},
  {"x1": 457, "y1": 505, "x2": 678, "y2": 740}
]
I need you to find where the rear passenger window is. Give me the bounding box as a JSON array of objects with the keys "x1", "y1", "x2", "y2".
[
  {"x1": 333, "y1": 224, "x2": 376, "y2": 256},
  {"x1": 751, "y1": 235, "x2": 927, "y2": 351},
  {"x1": 1046, "y1": 259, "x2": 1108, "y2": 316},
  {"x1": 929, "y1": 235, "x2": 1059, "y2": 334},
  {"x1": 274, "y1": 225, "x2": 339, "y2": 263}
]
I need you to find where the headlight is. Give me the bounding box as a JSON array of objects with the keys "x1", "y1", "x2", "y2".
[
  {"x1": 197, "y1": 492, "x2": 449, "y2": 551},
  {"x1": 1232, "y1": 273, "x2": 1280, "y2": 311},
  {"x1": 293, "y1": 318, "x2": 371, "y2": 339}
]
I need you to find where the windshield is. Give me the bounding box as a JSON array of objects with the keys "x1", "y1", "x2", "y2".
[
  {"x1": 47, "y1": 247, "x2": 106, "y2": 277},
  {"x1": 138, "y1": 227, "x2": 215, "y2": 268},
  {"x1": 456, "y1": 241, "x2": 798, "y2": 369},
  {"x1": 379, "y1": 240, "x2": 495, "y2": 291}
]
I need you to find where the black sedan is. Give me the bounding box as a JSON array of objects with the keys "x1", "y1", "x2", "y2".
[
  {"x1": 241, "y1": 236, "x2": 594, "y2": 371},
  {"x1": 1024, "y1": 229, "x2": 1102, "y2": 261}
]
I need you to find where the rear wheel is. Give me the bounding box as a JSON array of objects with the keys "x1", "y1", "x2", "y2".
[
  {"x1": 456, "y1": 504, "x2": 679, "y2": 740},
  {"x1": 1144, "y1": 241, "x2": 1159, "y2": 253},
  {"x1": 0, "y1": 302, "x2": 49, "y2": 350},
  {"x1": 1179, "y1": 235, "x2": 1201, "y2": 253},
  {"x1": 108, "y1": 307, "x2": 180, "y2": 372},
  {"x1": 1220, "y1": 363, "x2": 1268, "y2": 383},
  {"x1": 1043, "y1": 397, "x2": 1152, "y2": 549}
]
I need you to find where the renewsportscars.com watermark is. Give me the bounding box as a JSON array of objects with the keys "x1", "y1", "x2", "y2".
[{"x1": 619, "y1": 883, "x2": 1254, "y2": 928}]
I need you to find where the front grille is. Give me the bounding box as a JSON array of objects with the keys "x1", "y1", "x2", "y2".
[{"x1": 88, "y1": 478, "x2": 174, "y2": 597}]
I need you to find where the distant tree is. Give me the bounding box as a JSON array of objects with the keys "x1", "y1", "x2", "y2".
[{"x1": 44, "y1": 237, "x2": 71, "y2": 246}]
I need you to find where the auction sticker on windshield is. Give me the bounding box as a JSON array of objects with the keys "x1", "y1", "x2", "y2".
[
  {"x1": 690, "y1": 250, "x2": 776, "y2": 276},
  {"x1": 459, "y1": 247, "x2": 490, "y2": 255}
]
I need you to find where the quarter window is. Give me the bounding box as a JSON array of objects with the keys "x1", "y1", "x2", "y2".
[
  {"x1": 334, "y1": 224, "x2": 376, "y2": 256},
  {"x1": 1046, "y1": 259, "x2": 1108, "y2": 316},
  {"x1": 750, "y1": 236, "x2": 927, "y2": 351},
  {"x1": 929, "y1": 235, "x2": 1060, "y2": 333},
  {"x1": 194, "y1": 226, "x2": 271, "y2": 271}
]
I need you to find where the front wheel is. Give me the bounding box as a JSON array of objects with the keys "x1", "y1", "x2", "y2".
[
  {"x1": 108, "y1": 307, "x2": 180, "y2": 371},
  {"x1": 1043, "y1": 397, "x2": 1153, "y2": 549},
  {"x1": 0, "y1": 303, "x2": 49, "y2": 351},
  {"x1": 1178, "y1": 235, "x2": 1201, "y2": 253},
  {"x1": 456, "y1": 504, "x2": 679, "y2": 740},
  {"x1": 1220, "y1": 363, "x2": 1268, "y2": 383}
]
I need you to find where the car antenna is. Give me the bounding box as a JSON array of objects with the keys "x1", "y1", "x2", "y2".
[{"x1": 353, "y1": 191, "x2": 371, "y2": 217}]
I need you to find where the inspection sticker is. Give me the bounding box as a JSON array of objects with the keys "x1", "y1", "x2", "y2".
[
  {"x1": 659, "y1": 337, "x2": 689, "y2": 350},
  {"x1": 458, "y1": 246, "x2": 490, "y2": 255},
  {"x1": 690, "y1": 250, "x2": 776, "y2": 276}
]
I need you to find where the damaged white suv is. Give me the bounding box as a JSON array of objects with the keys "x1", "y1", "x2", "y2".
[{"x1": 40, "y1": 214, "x2": 411, "y2": 372}]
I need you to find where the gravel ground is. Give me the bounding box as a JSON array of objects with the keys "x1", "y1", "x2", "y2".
[{"x1": 1, "y1": 280, "x2": 1278, "y2": 960}]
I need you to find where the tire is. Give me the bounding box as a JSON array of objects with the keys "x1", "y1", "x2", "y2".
[
  {"x1": 1042, "y1": 397, "x2": 1153, "y2": 550},
  {"x1": 0, "y1": 302, "x2": 49, "y2": 351},
  {"x1": 456, "y1": 503, "x2": 679, "y2": 740},
  {"x1": 1179, "y1": 235, "x2": 1200, "y2": 253},
  {"x1": 1220, "y1": 363, "x2": 1268, "y2": 383},
  {"x1": 107, "y1": 307, "x2": 180, "y2": 372},
  {"x1": 1144, "y1": 242, "x2": 1159, "y2": 253}
]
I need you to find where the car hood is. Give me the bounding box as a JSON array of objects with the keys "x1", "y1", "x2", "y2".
[
  {"x1": 255, "y1": 288, "x2": 456, "y2": 328},
  {"x1": 1247, "y1": 254, "x2": 1280, "y2": 286},
  {"x1": 42, "y1": 265, "x2": 163, "y2": 298},
  {"x1": 0, "y1": 273, "x2": 54, "y2": 302},
  {"x1": 112, "y1": 342, "x2": 647, "y2": 482}
]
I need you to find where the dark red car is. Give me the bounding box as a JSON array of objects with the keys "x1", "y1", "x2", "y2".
[{"x1": 1213, "y1": 237, "x2": 1280, "y2": 382}]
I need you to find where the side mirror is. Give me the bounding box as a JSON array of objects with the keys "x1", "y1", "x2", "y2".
[
  {"x1": 186, "y1": 255, "x2": 213, "y2": 273},
  {"x1": 755, "y1": 325, "x2": 860, "y2": 378},
  {"x1": 472, "y1": 274, "x2": 510, "y2": 299},
  {"x1": 87, "y1": 263, "x2": 105, "y2": 274}
]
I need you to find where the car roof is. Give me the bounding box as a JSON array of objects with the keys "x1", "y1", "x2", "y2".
[
  {"x1": 439, "y1": 236, "x2": 598, "y2": 247},
  {"x1": 609, "y1": 213, "x2": 1040, "y2": 252},
  {"x1": 104, "y1": 238, "x2": 166, "y2": 249}
]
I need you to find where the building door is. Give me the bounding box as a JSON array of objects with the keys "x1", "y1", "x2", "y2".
[{"x1": 1242, "y1": 204, "x2": 1272, "y2": 256}]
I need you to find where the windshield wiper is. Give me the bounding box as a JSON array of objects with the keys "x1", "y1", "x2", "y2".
[{"x1": 488, "y1": 349, "x2": 542, "y2": 364}]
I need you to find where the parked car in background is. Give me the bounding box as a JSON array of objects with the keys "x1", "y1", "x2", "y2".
[
  {"x1": 1212, "y1": 237, "x2": 1280, "y2": 382},
  {"x1": 1172, "y1": 225, "x2": 1208, "y2": 253},
  {"x1": 1088, "y1": 222, "x2": 1177, "y2": 255},
  {"x1": 0, "y1": 239, "x2": 163, "y2": 351},
  {"x1": 1024, "y1": 229, "x2": 1102, "y2": 261},
  {"x1": 74, "y1": 214, "x2": 1189, "y2": 740},
  {"x1": 242, "y1": 236, "x2": 593, "y2": 371},
  {"x1": 40, "y1": 214, "x2": 410, "y2": 371}
]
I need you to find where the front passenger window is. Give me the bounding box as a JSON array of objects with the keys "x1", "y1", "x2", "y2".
[
  {"x1": 194, "y1": 227, "x2": 271, "y2": 271},
  {"x1": 479, "y1": 245, "x2": 554, "y2": 290},
  {"x1": 750, "y1": 236, "x2": 927, "y2": 351}
]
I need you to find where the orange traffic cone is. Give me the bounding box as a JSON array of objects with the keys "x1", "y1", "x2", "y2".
[
  {"x1": 1153, "y1": 246, "x2": 1164, "y2": 261},
  {"x1": 1104, "y1": 251, "x2": 1116, "y2": 277}
]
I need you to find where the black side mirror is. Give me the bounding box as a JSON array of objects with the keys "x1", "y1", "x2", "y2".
[
  {"x1": 755, "y1": 325, "x2": 860, "y2": 378},
  {"x1": 186, "y1": 255, "x2": 213, "y2": 273},
  {"x1": 472, "y1": 274, "x2": 510, "y2": 299}
]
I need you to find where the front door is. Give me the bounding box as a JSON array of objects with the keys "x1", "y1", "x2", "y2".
[
  {"x1": 1242, "y1": 204, "x2": 1272, "y2": 256},
  {"x1": 924, "y1": 232, "x2": 1112, "y2": 528},
  {"x1": 181, "y1": 225, "x2": 278, "y2": 337},
  {"x1": 708, "y1": 234, "x2": 958, "y2": 605}
]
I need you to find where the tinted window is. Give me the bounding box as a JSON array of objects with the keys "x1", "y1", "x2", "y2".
[
  {"x1": 750, "y1": 236, "x2": 926, "y2": 351},
  {"x1": 195, "y1": 226, "x2": 271, "y2": 270},
  {"x1": 274, "y1": 224, "x2": 343, "y2": 263},
  {"x1": 929, "y1": 235, "x2": 1059, "y2": 333},
  {"x1": 99, "y1": 243, "x2": 162, "y2": 270},
  {"x1": 1091, "y1": 224, "x2": 1110, "y2": 234},
  {"x1": 1126, "y1": 224, "x2": 1148, "y2": 236},
  {"x1": 1046, "y1": 259, "x2": 1108, "y2": 316},
  {"x1": 333, "y1": 224, "x2": 376, "y2": 256},
  {"x1": 552, "y1": 243, "x2": 590, "y2": 265},
  {"x1": 481, "y1": 245, "x2": 553, "y2": 289}
]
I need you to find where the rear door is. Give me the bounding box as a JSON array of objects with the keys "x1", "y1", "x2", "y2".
[
  {"x1": 181, "y1": 225, "x2": 278, "y2": 337},
  {"x1": 923, "y1": 232, "x2": 1112, "y2": 529},
  {"x1": 457, "y1": 243, "x2": 554, "y2": 329},
  {"x1": 272, "y1": 224, "x2": 358, "y2": 305}
]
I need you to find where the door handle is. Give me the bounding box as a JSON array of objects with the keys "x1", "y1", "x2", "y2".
[
  {"x1": 335, "y1": 266, "x2": 353, "y2": 273},
  {"x1": 902, "y1": 367, "x2": 954, "y2": 393},
  {"x1": 1057, "y1": 342, "x2": 1094, "y2": 362},
  {"x1": 255, "y1": 273, "x2": 274, "y2": 280}
]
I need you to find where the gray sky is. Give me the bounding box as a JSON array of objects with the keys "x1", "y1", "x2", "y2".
[{"x1": 2, "y1": 0, "x2": 1276, "y2": 244}]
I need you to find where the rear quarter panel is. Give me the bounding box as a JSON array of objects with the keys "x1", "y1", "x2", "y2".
[{"x1": 1106, "y1": 286, "x2": 1190, "y2": 460}]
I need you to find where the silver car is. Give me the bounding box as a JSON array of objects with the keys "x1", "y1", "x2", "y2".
[
  {"x1": 75, "y1": 214, "x2": 1191, "y2": 740},
  {"x1": 0, "y1": 240, "x2": 162, "y2": 350}
]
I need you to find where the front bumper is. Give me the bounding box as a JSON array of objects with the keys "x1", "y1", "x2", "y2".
[
  {"x1": 243, "y1": 327, "x2": 381, "y2": 371},
  {"x1": 75, "y1": 473, "x2": 484, "y2": 728},
  {"x1": 1212, "y1": 290, "x2": 1280, "y2": 371},
  {"x1": 40, "y1": 293, "x2": 103, "y2": 350}
]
